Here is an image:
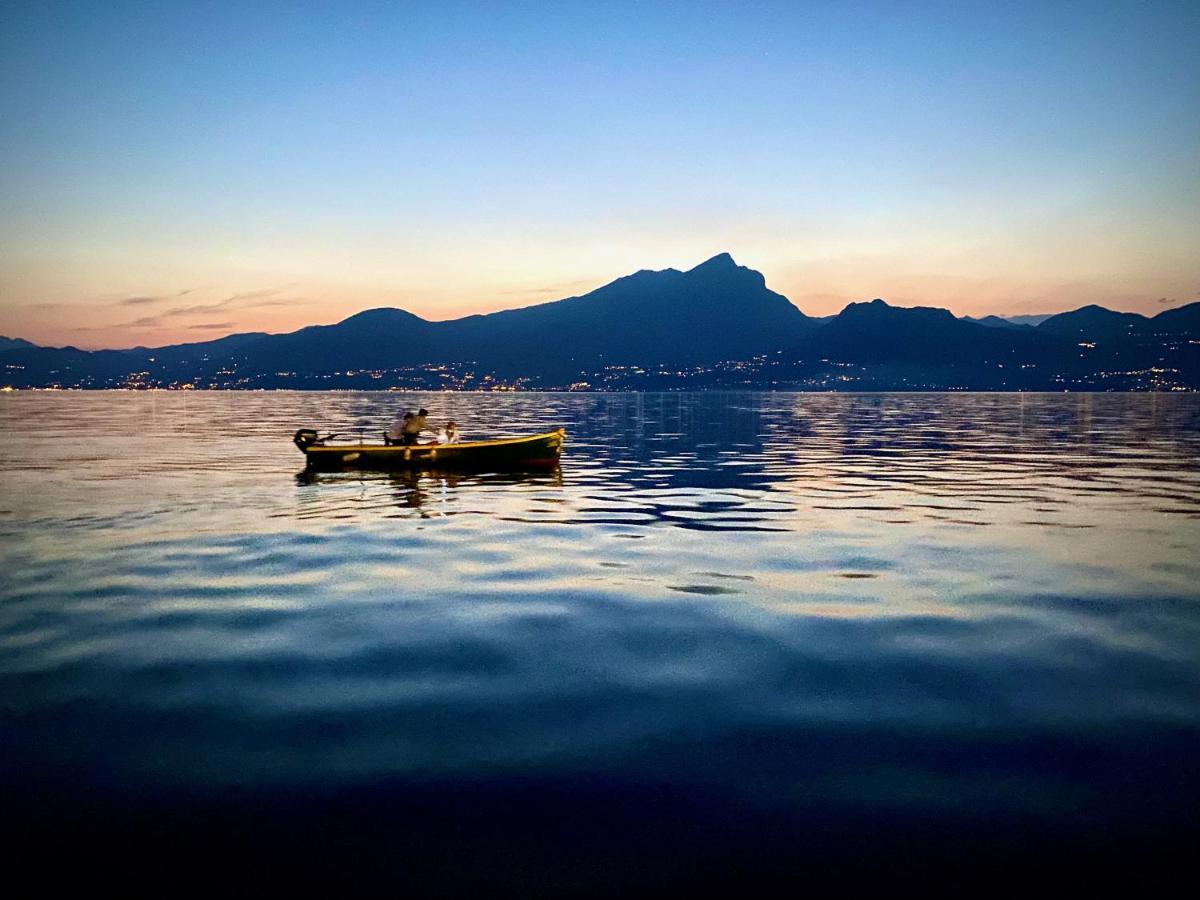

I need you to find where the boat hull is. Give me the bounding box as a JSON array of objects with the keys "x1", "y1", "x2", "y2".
[{"x1": 299, "y1": 428, "x2": 565, "y2": 472}]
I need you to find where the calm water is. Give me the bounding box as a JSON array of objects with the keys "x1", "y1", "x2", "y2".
[{"x1": 2, "y1": 391, "x2": 1199, "y2": 891}]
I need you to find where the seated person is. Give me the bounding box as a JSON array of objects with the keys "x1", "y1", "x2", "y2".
[
  {"x1": 436, "y1": 421, "x2": 461, "y2": 444},
  {"x1": 385, "y1": 411, "x2": 415, "y2": 445}
]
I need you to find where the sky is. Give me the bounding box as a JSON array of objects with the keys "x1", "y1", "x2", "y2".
[{"x1": 2, "y1": 0, "x2": 1198, "y2": 349}]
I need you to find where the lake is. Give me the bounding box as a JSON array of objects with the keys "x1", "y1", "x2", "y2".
[{"x1": 2, "y1": 391, "x2": 1198, "y2": 892}]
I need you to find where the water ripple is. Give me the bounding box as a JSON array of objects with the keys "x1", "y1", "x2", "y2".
[{"x1": 1, "y1": 391, "x2": 1199, "y2": 884}]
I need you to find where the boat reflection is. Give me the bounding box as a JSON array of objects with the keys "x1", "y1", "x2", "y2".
[{"x1": 295, "y1": 466, "x2": 565, "y2": 519}]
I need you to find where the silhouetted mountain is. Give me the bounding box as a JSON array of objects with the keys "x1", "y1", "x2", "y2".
[
  {"x1": 1031, "y1": 301, "x2": 1200, "y2": 350},
  {"x1": 441, "y1": 252, "x2": 815, "y2": 378},
  {"x1": 146, "y1": 332, "x2": 270, "y2": 354},
  {"x1": 788, "y1": 299, "x2": 1069, "y2": 387},
  {"x1": 0, "y1": 336, "x2": 36, "y2": 353},
  {"x1": 1148, "y1": 300, "x2": 1200, "y2": 335},
  {"x1": 963, "y1": 315, "x2": 1032, "y2": 330},
  {"x1": 1036, "y1": 305, "x2": 1148, "y2": 342},
  {"x1": 189, "y1": 253, "x2": 815, "y2": 381},
  {"x1": 807, "y1": 299, "x2": 1067, "y2": 361},
  {"x1": 1003, "y1": 314, "x2": 1054, "y2": 327},
  {"x1": 2, "y1": 261, "x2": 1196, "y2": 391},
  {"x1": 775, "y1": 298, "x2": 1197, "y2": 390},
  {"x1": 2, "y1": 254, "x2": 816, "y2": 387},
  {"x1": 0, "y1": 344, "x2": 159, "y2": 387},
  {"x1": 229, "y1": 309, "x2": 435, "y2": 373}
]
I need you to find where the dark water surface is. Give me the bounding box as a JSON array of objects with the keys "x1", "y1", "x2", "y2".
[{"x1": 2, "y1": 392, "x2": 1199, "y2": 892}]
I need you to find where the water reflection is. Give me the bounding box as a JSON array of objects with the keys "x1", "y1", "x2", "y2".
[{"x1": 295, "y1": 467, "x2": 566, "y2": 518}]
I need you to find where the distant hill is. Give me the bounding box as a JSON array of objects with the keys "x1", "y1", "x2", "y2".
[
  {"x1": 1002, "y1": 314, "x2": 1054, "y2": 327},
  {"x1": 801, "y1": 299, "x2": 1060, "y2": 365},
  {"x1": 207, "y1": 309, "x2": 434, "y2": 375},
  {"x1": 147, "y1": 331, "x2": 271, "y2": 355},
  {"x1": 1030, "y1": 300, "x2": 1200, "y2": 345},
  {"x1": 778, "y1": 299, "x2": 1078, "y2": 389},
  {"x1": 0, "y1": 336, "x2": 36, "y2": 353},
  {"x1": 1036, "y1": 305, "x2": 1148, "y2": 342},
  {"x1": 963, "y1": 315, "x2": 1032, "y2": 330},
  {"x1": 1146, "y1": 300, "x2": 1200, "y2": 335},
  {"x1": 775, "y1": 298, "x2": 1198, "y2": 390}
]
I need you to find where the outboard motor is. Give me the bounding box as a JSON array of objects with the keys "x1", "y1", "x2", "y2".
[{"x1": 293, "y1": 428, "x2": 320, "y2": 452}]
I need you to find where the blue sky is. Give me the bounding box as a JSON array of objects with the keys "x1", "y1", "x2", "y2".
[{"x1": 2, "y1": 1, "x2": 1198, "y2": 347}]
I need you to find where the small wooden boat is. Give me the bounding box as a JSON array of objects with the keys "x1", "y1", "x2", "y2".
[{"x1": 293, "y1": 427, "x2": 565, "y2": 471}]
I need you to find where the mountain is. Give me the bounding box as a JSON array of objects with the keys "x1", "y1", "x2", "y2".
[
  {"x1": 0, "y1": 336, "x2": 36, "y2": 353},
  {"x1": 217, "y1": 309, "x2": 434, "y2": 374},
  {"x1": 1002, "y1": 314, "x2": 1054, "y2": 327},
  {"x1": 1030, "y1": 301, "x2": 1200, "y2": 354},
  {"x1": 966, "y1": 302, "x2": 1200, "y2": 343},
  {"x1": 1036, "y1": 305, "x2": 1148, "y2": 342},
  {"x1": 147, "y1": 331, "x2": 270, "y2": 355},
  {"x1": 792, "y1": 299, "x2": 1067, "y2": 374},
  {"x1": 1148, "y1": 300, "x2": 1200, "y2": 335},
  {"x1": 0, "y1": 345, "x2": 161, "y2": 388},
  {"x1": 221, "y1": 254, "x2": 813, "y2": 380},
  {"x1": 777, "y1": 298, "x2": 1197, "y2": 390},
  {"x1": 802, "y1": 299, "x2": 1065, "y2": 361},
  {"x1": 2, "y1": 261, "x2": 1196, "y2": 391},
  {"x1": 441, "y1": 252, "x2": 815, "y2": 378},
  {"x1": 212, "y1": 253, "x2": 812, "y2": 379},
  {"x1": 2, "y1": 254, "x2": 816, "y2": 387},
  {"x1": 963, "y1": 315, "x2": 1032, "y2": 330}
]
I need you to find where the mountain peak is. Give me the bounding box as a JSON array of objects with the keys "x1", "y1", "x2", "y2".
[
  {"x1": 338, "y1": 307, "x2": 427, "y2": 326},
  {"x1": 842, "y1": 298, "x2": 891, "y2": 312},
  {"x1": 689, "y1": 252, "x2": 738, "y2": 272},
  {"x1": 1038, "y1": 304, "x2": 1148, "y2": 339},
  {"x1": 837, "y1": 297, "x2": 958, "y2": 326}
]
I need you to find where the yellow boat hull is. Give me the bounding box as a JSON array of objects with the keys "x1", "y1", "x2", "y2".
[{"x1": 296, "y1": 428, "x2": 566, "y2": 472}]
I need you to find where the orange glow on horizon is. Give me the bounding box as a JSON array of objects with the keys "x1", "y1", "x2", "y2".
[{"x1": 5, "y1": 255, "x2": 1198, "y2": 351}]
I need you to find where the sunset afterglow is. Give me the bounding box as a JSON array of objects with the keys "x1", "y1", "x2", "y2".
[{"x1": 3, "y1": 2, "x2": 1198, "y2": 348}]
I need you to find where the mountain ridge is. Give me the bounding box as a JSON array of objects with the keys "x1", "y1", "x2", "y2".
[{"x1": 2, "y1": 257, "x2": 1197, "y2": 391}]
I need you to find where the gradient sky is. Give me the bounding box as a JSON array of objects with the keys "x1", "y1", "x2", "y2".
[{"x1": 2, "y1": 0, "x2": 1198, "y2": 349}]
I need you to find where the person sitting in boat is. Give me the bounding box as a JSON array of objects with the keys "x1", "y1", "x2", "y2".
[
  {"x1": 385, "y1": 409, "x2": 424, "y2": 443},
  {"x1": 385, "y1": 408, "x2": 433, "y2": 445},
  {"x1": 437, "y1": 421, "x2": 461, "y2": 444},
  {"x1": 385, "y1": 411, "x2": 413, "y2": 445}
]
